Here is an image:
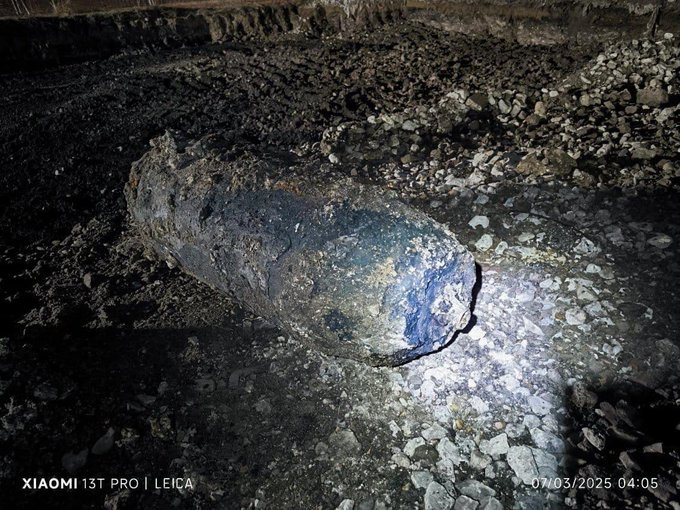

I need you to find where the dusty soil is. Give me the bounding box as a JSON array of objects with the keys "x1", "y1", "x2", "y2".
[{"x1": 1, "y1": 20, "x2": 679, "y2": 510}]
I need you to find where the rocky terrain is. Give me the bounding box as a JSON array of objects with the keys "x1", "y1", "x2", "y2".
[{"x1": 0, "y1": 16, "x2": 679, "y2": 510}]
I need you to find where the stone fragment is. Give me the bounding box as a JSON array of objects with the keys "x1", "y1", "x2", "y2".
[
  {"x1": 468, "y1": 216, "x2": 489, "y2": 230},
  {"x1": 479, "y1": 434, "x2": 509, "y2": 458},
  {"x1": 412, "y1": 470, "x2": 434, "y2": 490},
  {"x1": 470, "y1": 450, "x2": 491, "y2": 470},
  {"x1": 91, "y1": 427, "x2": 115, "y2": 455},
  {"x1": 329, "y1": 429, "x2": 362, "y2": 456},
  {"x1": 422, "y1": 423, "x2": 448, "y2": 441},
  {"x1": 480, "y1": 497, "x2": 503, "y2": 510},
  {"x1": 507, "y1": 446, "x2": 538, "y2": 485},
  {"x1": 636, "y1": 87, "x2": 669, "y2": 107},
  {"x1": 534, "y1": 101, "x2": 547, "y2": 116},
  {"x1": 571, "y1": 381, "x2": 598, "y2": 410},
  {"x1": 527, "y1": 395, "x2": 553, "y2": 416},
  {"x1": 475, "y1": 235, "x2": 493, "y2": 252},
  {"x1": 583, "y1": 428, "x2": 605, "y2": 450},
  {"x1": 405, "y1": 437, "x2": 427, "y2": 458},
  {"x1": 425, "y1": 481, "x2": 455, "y2": 510},
  {"x1": 530, "y1": 428, "x2": 564, "y2": 454},
  {"x1": 648, "y1": 234, "x2": 672, "y2": 249},
  {"x1": 454, "y1": 495, "x2": 478, "y2": 510},
  {"x1": 413, "y1": 444, "x2": 440, "y2": 465},
  {"x1": 437, "y1": 437, "x2": 464, "y2": 466},
  {"x1": 61, "y1": 449, "x2": 88, "y2": 474},
  {"x1": 466, "y1": 93, "x2": 489, "y2": 111},
  {"x1": 565, "y1": 308, "x2": 586, "y2": 325},
  {"x1": 457, "y1": 479, "x2": 496, "y2": 500}
]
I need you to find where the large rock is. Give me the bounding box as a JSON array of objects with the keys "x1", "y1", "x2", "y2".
[
  {"x1": 516, "y1": 148, "x2": 576, "y2": 178},
  {"x1": 636, "y1": 87, "x2": 669, "y2": 108},
  {"x1": 126, "y1": 133, "x2": 476, "y2": 366}
]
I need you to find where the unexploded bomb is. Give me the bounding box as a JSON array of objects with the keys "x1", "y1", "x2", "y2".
[{"x1": 125, "y1": 133, "x2": 476, "y2": 366}]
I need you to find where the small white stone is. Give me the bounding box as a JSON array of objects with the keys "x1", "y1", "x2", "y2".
[
  {"x1": 404, "y1": 437, "x2": 426, "y2": 457},
  {"x1": 565, "y1": 308, "x2": 586, "y2": 325},
  {"x1": 494, "y1": 241, "x2": 508, "y2": 255},
  {"x1": 411, "y1": 470, "x2": 434, "y2": 490},
  {"x1": 480, "y1": 433, "x2": 509, "y2": 457},
  {"x1": 424, "y1": 481, "x2": 455, "y2": 510},
  {"x1": 336, "y1": 499, "x2": 355, "y2": 510},
  {"x1": 527, "y1": 395, "x2": 553, "y2": 416},
  {"x1": 468, "y1": 215, "x2": 489, "y2": 229},
  {"x1": 648, "y1": 234, "x2": 672, "y2": 249},
  {"x1": 402, "y1": 120, "x2": 418, "y2": 131},
  {"x1": 422, "y1": 423, "x2": 448, "y2": 441},
  {"x1": 437, "y1": 437, "x2": 464, "y2": 466},
  {"x1": 507, "y1": 446, "x2": 538, "y2": 485},
  {"x1": 475, "y1": 234, "x2": 494, "y2": 252},
  {"x1": 468, "y1": 326, "x2": 485, "y2": 341},
  {"x1": 585, "y1": 263, "x2": 601, "y2": 274}
]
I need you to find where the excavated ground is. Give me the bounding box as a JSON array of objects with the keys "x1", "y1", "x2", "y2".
[{"x1": 1, "y1": 20, "x2": 679, "y2": 510}]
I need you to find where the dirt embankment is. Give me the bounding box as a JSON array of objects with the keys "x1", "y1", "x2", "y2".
[
  {"x1": 407, "y1": 0, "x2": 680, "y2": 45},
  {"x1": 2, "y1": 0, "x2": 679, "y2": 71},
  {"x1": 0, "y1": 3, "x2": 401, "y2": 71}
]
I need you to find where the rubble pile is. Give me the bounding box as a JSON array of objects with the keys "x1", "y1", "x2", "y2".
[{"x1": 321, "y1": 34, "x2": 679, "y2": 196}]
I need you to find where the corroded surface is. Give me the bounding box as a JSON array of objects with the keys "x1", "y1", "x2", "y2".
[{"x1": 126, "y1": 133, "x2": 476, "y2": 365}]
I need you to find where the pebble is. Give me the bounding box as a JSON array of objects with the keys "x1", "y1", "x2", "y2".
[
  {"x1": 480, "y1": 498, "x2": 503, "y2": 510},
  {"x1": 565, "y1": 308, "x2": 586, "y2": 325},
  {"x1": 529, "y1": 428, "x2": 565, "y2": 453},
  {"x1": 479, "y1": 433, "x2": 509, "y2": 458},
  {"x1": 468, "y1": 215, "x2": 489, "y2": 229},
  {"x1": 470, "y1": 449, "x2": 492, "y2": 470},
  {"x1": 425, "y1": 481, "x2": 455, "y2": 510},
  {"x1": 454, "y1": 495, "x2": 478, "y2": 510},
  {"x1": 392, "y1": 452, "x2": 411, "y2": 468},
  {"x1": 405, "y1": 437, "x2": 426, "y2": 457},
  {"x1": 475, "y1": 234, "x2": 494, "y2": 252},
  {"x1": 571, "y1": 382, "x2": 598, "y2": 410},
  {"x1": 647, "y1": 233, "x2": 673, "y2": 249},
  {"x1": 437, "y1": 437, "x2": 464, "y2": 466},
  {"x1": 91, "y1": 427, "x2": 115, "y2": 455},
  {"x1": 457, "y1": 479, "x2": 496, "y2": 500},
  {"x1": 506, "y1": 446, "x2": 538, "y2": 485},
  {"x1": 527, "y1": 396, "x2": 553, "y2": 416},
  {"x1": 422, "y1": 423, "x2": 448, "y2": 441},
  {"x1": 329, "y1": 429, "x2": 362, "y2": 456},
  {"x1": 337, "y1": 499, "x2": 355, "y2": 510},
  {"x1": 412, "y1": 470, "x2": 434, "y2": 490},
  {"x1": 583, "y1": 427, "x2": 605, "y2": 450},
  {"x1": 61, "y1": 449, "x2": 88, "y2": 474}
]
